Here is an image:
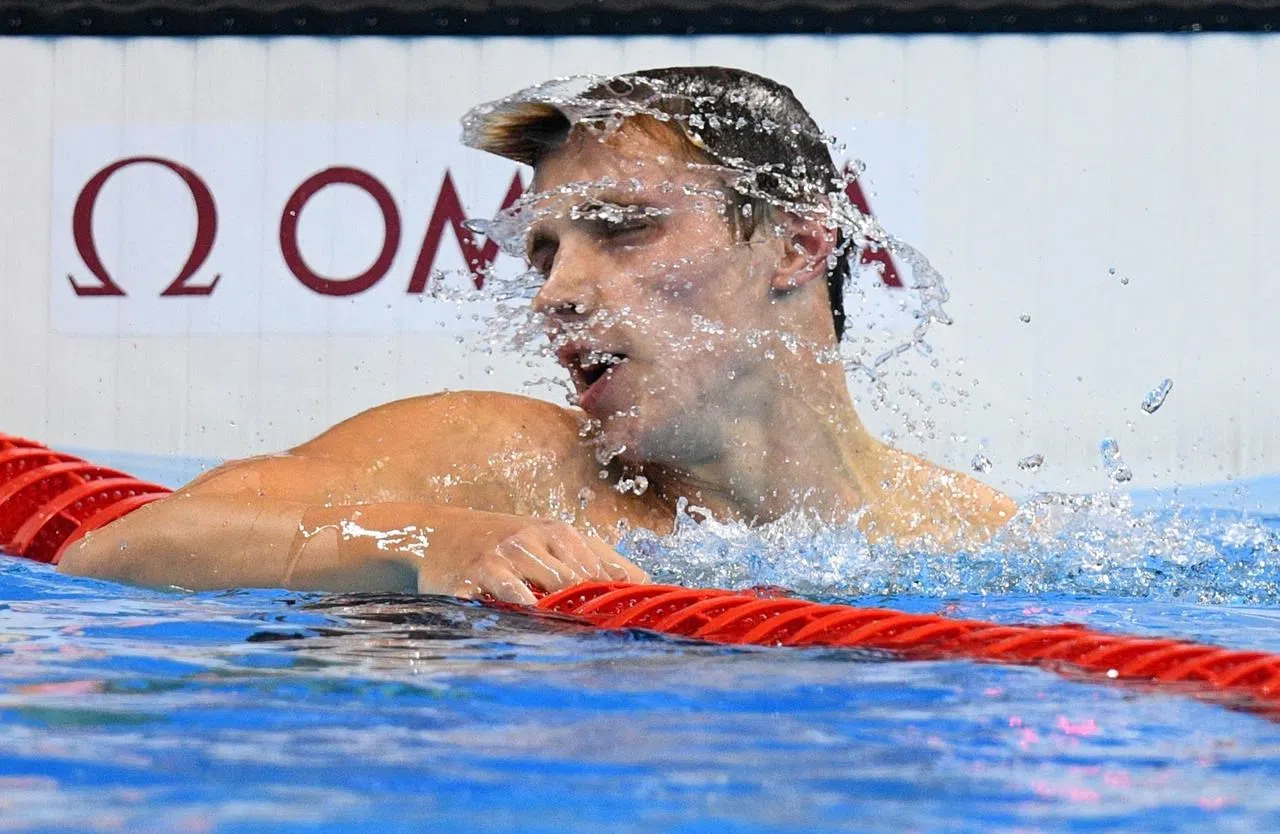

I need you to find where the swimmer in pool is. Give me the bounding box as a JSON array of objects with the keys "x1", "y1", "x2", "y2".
[{"x1": 59, "y1": 67, "x2": 1016, "y2": 602}]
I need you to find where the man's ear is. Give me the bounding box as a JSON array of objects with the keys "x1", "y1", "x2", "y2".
[{"x1": 769, "y1": 214, "x2": 837, "y2": 293}]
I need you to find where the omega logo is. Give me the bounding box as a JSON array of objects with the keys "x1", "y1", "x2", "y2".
[
  {"x1": 69, "y1": 156, "x2": 221, "y2": 297},
  {"x1": 67, "y1": 156, "x2": 900, "y2": 299},
  {"x1": 67, "y1": 156, "x2": 526, "y2": 299}
]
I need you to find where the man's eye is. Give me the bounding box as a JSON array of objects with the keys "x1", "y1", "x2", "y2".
[
  {"x1": 597, "y1": 218, "x2": 651, "y2": 238},
  {"x1": 526, "y1": 235, "x2": 556, "y2": 275}
]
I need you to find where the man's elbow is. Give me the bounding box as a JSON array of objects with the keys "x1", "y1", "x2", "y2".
[
  {"x1": 57, "y1": 526, "x2": 132, "y2": 581},
  {"x1": 56, "y1": 505, "x2": 178, "y2": 587}
]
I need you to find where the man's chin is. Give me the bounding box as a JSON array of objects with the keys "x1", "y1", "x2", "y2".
[
  {"x1": 586, "y1": 407, "x2": 666, "y2": 467},
  {"x1": 587, "y1": 418, "x2": 636, "y2": 465}
]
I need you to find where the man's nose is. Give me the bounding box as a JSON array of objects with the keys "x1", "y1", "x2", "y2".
[{"x1": 531, "y1": 243, "x2": 599, "y2": 319}]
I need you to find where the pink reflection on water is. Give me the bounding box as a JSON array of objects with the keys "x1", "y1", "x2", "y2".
[
  {"x1": 1103, "y1": 770, "x2": 1132, "y2": 788},
  {"x1": 1030, "y1": 779, "x2": 1101, "y2": 803},
  {"x1": 1056, "y1": 715, "x2": 1100, "y2": 736}
]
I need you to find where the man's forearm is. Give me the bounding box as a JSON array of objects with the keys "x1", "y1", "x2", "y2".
[{"x1": 56, "y1": 495, "x2": 451, "y2": 592}]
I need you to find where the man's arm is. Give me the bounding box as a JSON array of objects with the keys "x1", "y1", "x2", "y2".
[
  {"x1": 58, "y1": 430, "x2": 647, "y2": 602},
  {"x1": 57, "y1": 487, "x2": 413, "y2": 592}
]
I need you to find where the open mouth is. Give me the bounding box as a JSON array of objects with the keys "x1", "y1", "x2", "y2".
[
  {"x1": 581, "y1": 353, "x2": 624, "y2": 388},
  {"x1": 576, "y1": 351, "x2": 627, "y2": 389}
]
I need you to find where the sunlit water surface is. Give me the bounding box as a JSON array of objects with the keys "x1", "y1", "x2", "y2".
[{"x1": 4, "y1": 502, "x2": 1280, "y2": 833}]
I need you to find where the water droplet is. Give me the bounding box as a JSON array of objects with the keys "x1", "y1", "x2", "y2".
[
  {"x1": 613, "y1": 474, "x2": 650, "y2": 496},
  {"x1": 1141, "y1": 378, "x2": 1173, "y2": 414},
  {"x1": 1019, "y1": 314, "x2": 1031, "y2": 324},
  {"x1": 1099, "y1": 437, "x2": 1133, "y2": 484},
  {"x1": 1108, "y1": 267, "x2": 1117, "y2": 275},
  {"x1": 970, "y1": 454, "x2": 993, "y2": 473},
  {"x1": 1017, "y1": 453, "x2": 1044, "y2": 472}
]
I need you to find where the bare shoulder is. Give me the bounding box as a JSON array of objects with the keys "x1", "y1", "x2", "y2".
[
  {"x1": 865, "y1": 446, "x2": 1017, "y2": 548},
  {"x1": 300, "y1": 391, "x2": 586, "y2": 459},
  {"x1": 297, "y1": 391, "x2": 612, "y2": 517}
]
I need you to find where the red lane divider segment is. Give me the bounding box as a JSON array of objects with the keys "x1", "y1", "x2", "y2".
[
  {"x1": 4, "y1": 433, "x2": 1280, "y2": 716},
  {"x1": 536, "y1": 583, "x2": 1280, "y2": 714},
  {"x1": 0, "y1": 437, "x2": 171, "y2": 563}
]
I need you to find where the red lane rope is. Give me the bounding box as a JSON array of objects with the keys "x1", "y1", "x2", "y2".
[
  {"x1": 5, "y1": 433, "x2": 1280, "y2": 716},
  {"x1": 0, "y1": 435, "x2": 171, "y2": 563},
  {"x1": 534, "y1": 583, "x2": 1280, "y2": 714}
]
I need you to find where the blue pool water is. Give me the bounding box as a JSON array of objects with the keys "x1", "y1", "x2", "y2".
[{"x1": 5, "y1": 493, "x2": 1280, "y2": 832}]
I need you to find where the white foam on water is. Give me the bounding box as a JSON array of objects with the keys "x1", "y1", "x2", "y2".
[{"x1": 621, "y1": 494, "x2": 1280, "y2": 605}]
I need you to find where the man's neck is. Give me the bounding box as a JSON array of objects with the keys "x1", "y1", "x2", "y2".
[{"x1": 645, "y1": 360, "x2": 881, "y2": 526}]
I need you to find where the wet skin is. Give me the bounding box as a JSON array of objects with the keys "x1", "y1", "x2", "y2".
[{"x1": 58, "y1": 123, "x2": 1016, "y2": 602}]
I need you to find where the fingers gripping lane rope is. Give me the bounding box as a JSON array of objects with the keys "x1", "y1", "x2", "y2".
[{"x1": 5, "y1": 432, "x2": 1280, "y2": 716}]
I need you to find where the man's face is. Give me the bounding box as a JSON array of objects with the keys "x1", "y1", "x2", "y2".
[{"x1": 523, "y1": 123, "x2": 790, "y2": 467}]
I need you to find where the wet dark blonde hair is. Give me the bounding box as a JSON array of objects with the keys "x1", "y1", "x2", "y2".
[{"x1": 470, "y1": 67, "x2": 850, "y2": 341}]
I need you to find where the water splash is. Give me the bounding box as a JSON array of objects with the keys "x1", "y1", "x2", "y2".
[
  {"x1": 1141, "y1": 378, "x2": 1173, "y2": 414},
  {"x1": 455, "y1": 74, "x2": 960, "y2": 403},
  {"x1": 1017, "y1": 454, "x2": 1044, "y2": 472},
  {"x1": 1100, "y1": 438, "x2": 1133, "y2": 484},
  {"x1": 826, "y1": 177, "x2": 955, "y2": 380},
  {"x1": 413, "y1": 73, "x2": 983, "y2": 472},
  {"x1": 620, "y1": 494, "x2": 1280, "y2": 605}
]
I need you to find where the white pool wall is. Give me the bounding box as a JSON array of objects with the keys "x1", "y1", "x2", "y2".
[{"x1": 2, "y1": 34, "x2": 1278, "y2": 497}]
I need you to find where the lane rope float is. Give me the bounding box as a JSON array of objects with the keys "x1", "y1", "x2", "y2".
[
  {"x1": 5, "y1": 432, "x2": 1280, "y2": 716},
  {"x1": 0, "y1": 434, "x2": 169, "y2": 564}
]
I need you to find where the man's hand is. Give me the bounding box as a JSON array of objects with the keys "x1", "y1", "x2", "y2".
[{"x1": 415, "y1": 515, "x2": 649, "y2": 605}]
